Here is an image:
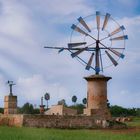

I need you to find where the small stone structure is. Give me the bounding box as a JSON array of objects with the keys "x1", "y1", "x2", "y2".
[
  {"x1": 4, "y1": 95, "x2": 17, "y2": 115},
  {"x1": 4, "y1": 81, "x2": 17, "y2": 115},
  {"x1": 45, "y1": 105, "x2": 77, "y2": 116},
  {"x1": 40, "y1": 105, "x2": 45, "y2": 114},
  {"x1": 0, "y1": 114, "x2": 23, "y2": 127},
  {"x1": 39, "y1": 97, "x2": 45, "y2": 114},
  {"x1": 84, "y1": 74, "x2": 111, "y2": 119}
]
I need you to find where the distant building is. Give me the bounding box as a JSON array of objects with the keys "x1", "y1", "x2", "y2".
[{"x1": 45, "y1": 105, "x2": 77, "y2": 116}]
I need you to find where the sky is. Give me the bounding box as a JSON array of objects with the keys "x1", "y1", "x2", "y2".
[{"x1": 0, "y1": 0, "x2": 140, "y2": 108}]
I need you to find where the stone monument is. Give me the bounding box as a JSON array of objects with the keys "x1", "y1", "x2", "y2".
[
  {"x1": 4, "y1": 81, "x2": 17, "y2": 115},
  {"x1": 40, "y1": 96, "x2": 45, "y2": 114}
]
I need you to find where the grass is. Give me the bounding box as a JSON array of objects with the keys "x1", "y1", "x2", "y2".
[
  {"x1": 126, "y1": 117, "x2": 140, "y2": 127},
  {"x1": 0, "y1": 117, "x2": 139, "y2": 140}
]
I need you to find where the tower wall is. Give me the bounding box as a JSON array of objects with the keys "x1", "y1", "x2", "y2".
[{"x1": 84, "y1": 75, "x2": 111, "y2": 119}]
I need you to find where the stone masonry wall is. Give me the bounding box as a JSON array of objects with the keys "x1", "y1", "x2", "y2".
[
  {"x1": 23, "y1": 115, "x2": 97, "y2": 129},
  {"x1": 0, "y1": 114, "x2": 23, "y2": 127},
  {"x1": 0, "y1": 114, "x2": 97, "y2": 128},
  {"x1": 0, "y1": 114, "x2": 126, "y2": 129}
]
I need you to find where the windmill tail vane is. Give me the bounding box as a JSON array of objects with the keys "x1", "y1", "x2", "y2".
[{"x1": 44, "y1": 11, "x2": 128, "y2": 74}]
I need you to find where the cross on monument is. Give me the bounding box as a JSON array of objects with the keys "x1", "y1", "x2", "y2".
[{"x1": 7, "y1": 81, "x2": 16, "y2": 96}]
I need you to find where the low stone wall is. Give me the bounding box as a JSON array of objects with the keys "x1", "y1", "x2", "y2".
[
  {"x1": 0, "y1": 114, "x2": 127, "y2": 129},
  {"x1": 0, "y1": 114, "x2": 23, "y2": 127},
  {"x1": 23, "y1": 115, "x2": 97, "y2": 128},
  {"x1": 0, "y1": 114, "x2": 97, "y2": 128}
]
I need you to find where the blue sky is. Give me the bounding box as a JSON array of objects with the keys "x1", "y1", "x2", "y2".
[{"x1": 0, "y1": 0, "x2": 140, "y2": 108}]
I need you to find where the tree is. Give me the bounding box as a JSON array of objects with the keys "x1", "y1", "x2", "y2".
[
  {"x1": 18, "y1": 104, "x2": 40, "y2": 114},
  {"x1": 69, "y1": 104, "x2": 85, "y2": 114},
  {"x1": 20, "y1": 102, "x2": 34, "y2": 114},
  {"x1": 109, "y1": 105, "x2": 137, "y2": 117},
  {"x1": 136, "y1": 108, "x2": 140, "y2": 116},
  {"x1": 33, "y1": 108, "x2": 40, "y2": 114},
  {"x1": 72, "y1": 95, "x2": 77, "y2": 105},
  {"x1": 0, "y1": 108, "x2": 4, "y2": 114},
  {"x1": 58, "y1": 99, "x2": 67, "y2": 106},
  {"x1": 82, "y1": 98, "x2": 87, "y2": 105},
  {"x1": 107, "y1": 99, "x2": 110, "y2": 108}
]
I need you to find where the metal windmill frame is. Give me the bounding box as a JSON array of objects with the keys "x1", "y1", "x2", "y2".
[{"x1": 44, "y1": 11, "x2": 128, "y2": 74}]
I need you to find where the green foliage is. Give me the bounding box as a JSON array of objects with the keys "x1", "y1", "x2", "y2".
[
  {"x1": 136, "y1": 108, "x2": 140, "y2": 116},
  {"x1": 18, "y1": 102, "x2": 40, "y2": 114},
  {"x1": 110, "y1": 105, "x2": 137, "y2": 117},
  {"x1": 72, "y1": 95, "x2": 77, "y2": 105},
  {"x1": 126, "y1": 117, "x2": 140, "y2": 127},
  {"x1": 82, "y1": 98, "x2": 87, "y2": 105},
  {"x1": 69, "y1": 104, "x2": 85, "y2": 114},
  {"x1": 107, "y1": 99, "x2": 110, "y2": 108},
  {"x1": 58, "y1": 99, "x2": 67, "y2": 106},
  {"x1": 22, "y1": 102, "x2": 34, "y2": 114},
  {"x1": 0, "y1": 107, "x2": 4, "y2": 114},
  {"x1": 32, "y1": 108, "x2": 40, "y2": 114}
]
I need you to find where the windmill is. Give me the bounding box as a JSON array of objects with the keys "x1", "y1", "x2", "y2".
[
  {"x1": 44, "y1": 11, "x2": 128, "y2": 119},
  {"x1": 44, "y1": 11, "x2": 128, "y2": 75}
]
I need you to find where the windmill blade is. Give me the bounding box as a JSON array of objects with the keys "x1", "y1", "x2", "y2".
[
  {"x1": 44, "y1": 46, "x2": 65, "y2": 49},
  {"x1": 44, "y1": 46, "x2": 65, "y2": 53},
  {"x1": 95, "y1": 50, "x2": 100, "y2": 73},
  {"x1": 71, "y1": 24, "x2": 88, "y2": 36},
  {"x1": 102, "y1": 13, "x2": 110, "y2": 30},
  {"x1": 109, "y1": 48, "x2": 125, "y2": 58},
  {"x1": 110, "y1": 35, "x2": 128, "y2": 41},
  {"x1": 44, "y1": 46, "x2": 85, "y2": 51},
  {"x1": 68, "y1": 49, "x2": 95, "y2": 70},
  {"x1": 96, "y1": 11, "x2": 100, "y2": 30},
  {"x1": 68, "y1": 42, "x2": 87, "y2": 48},
  {"x1": 109, "y1": 25, "x2": 125, "y2": 36},
  {"x1": 105, "y1": 51, "x2": 118, "y2": 66},
  {"x1": 78, "y1": 17, "x2": 91, "y2": 32},
  {"x1": 58, "y1": 48, "x2": 64, "y2": 53},
  {"x1": 71, "y1": 47, "x2": 87, "y2": 58},
  {"x1": 85, "y1": 53, "x2": 94, "y2": 70}
]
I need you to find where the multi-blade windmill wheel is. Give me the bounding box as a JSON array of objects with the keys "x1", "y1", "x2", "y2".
[{"x1": 44, "y1": 11, "x2": 128, "y2": 74}]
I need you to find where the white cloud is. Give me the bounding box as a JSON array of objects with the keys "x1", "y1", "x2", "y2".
[
  {"x1": 27, "y1": 0, "x2": 93, "y2": 16},
  {"x1": 0, "y1": 1, "x2": 37, "y2": 45},
  {"x1": 110, "y1": 90, "x2": 140, "y2": 108},
  {"x1": 16, "y1": 74, "x2": 72, "y2": 107},
  {"x1": 117, "y1": 0, "x2": 139, "y2": 7}
]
